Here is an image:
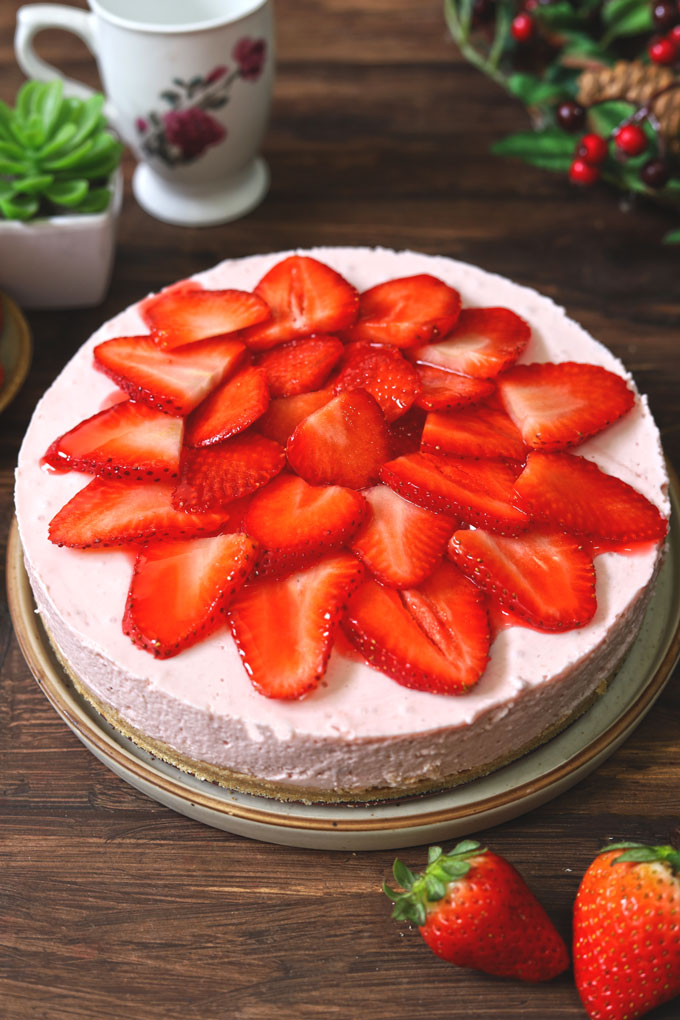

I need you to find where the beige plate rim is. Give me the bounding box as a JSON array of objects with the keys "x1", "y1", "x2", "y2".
[
  {"x1": 6, "y1": 466, "x2": 680, "y2": 833},
  {"x1": 0, "y1": 292, "x2": 33, "y2": 415}
]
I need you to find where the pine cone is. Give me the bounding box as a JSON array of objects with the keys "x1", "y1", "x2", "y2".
[{"x1": 578, "y1": 61, "x2": 680, "y2": 151}]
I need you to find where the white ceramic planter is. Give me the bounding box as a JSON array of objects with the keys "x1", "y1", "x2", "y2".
[{"x1": 0, "y1": 169, "x2": 122, "y2": 310}]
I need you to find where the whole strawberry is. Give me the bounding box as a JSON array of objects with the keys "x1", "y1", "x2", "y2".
[
  {"x1": 383, "y1": 840, "x2": 569, "y2": 981},
  {"x1": 574, "y1": 841, "x2": 680, "y2": 1020}
]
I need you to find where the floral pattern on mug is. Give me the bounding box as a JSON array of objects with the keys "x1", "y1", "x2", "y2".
[{"x1": 136, "y1": 38, "x2": 267, "y2": 167}]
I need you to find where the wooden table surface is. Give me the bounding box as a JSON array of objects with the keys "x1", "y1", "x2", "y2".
[{"x1": 1, "y1": 2, "x2": 679, "y2": 1018}]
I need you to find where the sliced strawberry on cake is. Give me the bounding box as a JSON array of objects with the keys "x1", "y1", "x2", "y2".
[
  {"x1": 140, "y1": 280, "x2": 271, "y2": 349},
  {"x1": 228, "y1": 553, "x2": 365, "y2": 699},
  {"x1": 343, "y1": 274, "x2": 461, "y2": 348},
  {"x1": 350, "y1": 484, "x2": 456, "y2": 587},
  {"x1": 343, "y1": 566, "x2": 489, "y2": 694},
  {"x1": 414, "y1": 365, "x2": 495, "y2": 412},
  {"x1": 257, "y1": 390, "x2": 333, "y2": 446},
  {"x1": 286, "y1": 389, "x2": 391, "y2": 489},
  {"x1": 410, "y1": 308, "x2": 530, "y2": 379},
  {"x1": 331, "y1": 342, "x2": 421, "y2": 422},
  {"x1": 380, "y1": 453, "x2": 529, "y2": 534},
  {"x1": 173, "y1": 433, "x2": 285, "y2": 512},
  {"x1": 241, "y1": 255, "x2": 359, "y2": 351},
  {"x1": 257, "y1": 335, "x2": 344, "y2": 397},
  {"x1": 515, "y1": 451, "x2": 668, "y2": 543},
  {"x1": 48, "y1": 478, "x2": 231, "y2": 548},
  {"x1": 244, "y1": 475, "x2": 368, "y2": 576},
  {"x1": 497, "y1": 362, "x2": 635, "y2": 450},
  {"x1": 94, "y1": 336, "x2": 246, "y2": 416},
  {"x1": 184, "y1": 365, "x2": 270, "y2": 447},
  {"x1": 43, "y1": 400, "x2": 183, "y2": 481},
  {"x1": 123, "y1": 533, "x2": 259, "y2": 658},
  {"x1": 449, "y1": 527, "x2": 597, "y2": 632},
  {"x1": 421, "y1": 403, "x2": 528, "y2": 462}
]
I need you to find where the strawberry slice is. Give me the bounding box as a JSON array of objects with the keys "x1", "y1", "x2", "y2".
[
  {"x1": 244, "y1": 474, "x2": 369, "y2": 576},
  {"x1": 94, "y1": 335, "x2": 246, "y2": 416},
  {"x1": 173, "y1": 434, "x2": 285, "y2": 512},
  {"x1": 380, "y1": 453, "x2": 529, "y2": 534},
  {"x1": 241, "y1": 255, "x2": 359, "y2": 351},
  {"x1": 410, "y1": 308, "x2": 531, "y2": 379},
  {"x1": 421, "y1": 403, "x2": 527, "y2": 462},
  {"x1": 123, "y1": 533, "x2": 258, "y2": 658},
  {"x1": 184, "y1": 365, "x2": 270, "y2": 447},
  {"x1": 497, "y1": 361, "x2": 636, "y2": 451},
  {"x1": 387, "y1": 407, "x2": 427, "y2": 457},
  {"x1": 343, "y1": 575, "x2": 485, "y2": 694},
  {"x1": 515, "y1": 451, "x2": 668, "y2": 543},
  {"x1": 257, "y1": 335, "x2": 344, "y2": 397},
  {"x1": 43, "y1": 400, "x2": 183, "y2": 481},
  {"x1": 449, "y1": 527, "x2": 597, "y2": 632},
  {"x1": 287, "y1": 390, "x2": 391, "y2": 489},
  {"x1": 228, "y1": 553, "x2": 365, "y2": 698},
  {"x1": 344, "y1": 274, "x2": 461, "y2": 348},
  {"x1": 400, "y1": 562, "x2": 491, "y2": 688},
  {"x1": 49, "y1": 479, "x2": 230, "y2": 548},
  {"x1": 257, "y1": 389, "x2": 333, "y2": 446},
  {"x1": 332, "y1": 343, "x2": 421, "y2": 422},
  {"x1": 140, "y1": 280, "x2": 271, "y2": 349},
  {"x1": 350, "y1": 484, "x2": 456, "y2": 587},
  {"x1": 414, "y1": 365, "x2": 495, "y2": 412}
]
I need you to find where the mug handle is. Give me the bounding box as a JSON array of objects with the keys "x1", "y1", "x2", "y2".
[{"x1": 14, "y1": 4, "x2": 117, "y2": 124}]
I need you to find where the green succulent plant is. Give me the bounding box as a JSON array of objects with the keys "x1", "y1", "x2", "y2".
[{"x1": 0, "y1": 80, "x2": 123, "y2": 221}]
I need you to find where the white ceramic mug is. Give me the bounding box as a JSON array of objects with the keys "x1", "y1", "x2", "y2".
[{"x1": 15, "y1": 0, "x2": 275, "y2": 226}]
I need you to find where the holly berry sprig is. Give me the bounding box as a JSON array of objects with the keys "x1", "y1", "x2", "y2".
[{"x1": 444, "y1": 0, "x2": 680, "y2": 243}]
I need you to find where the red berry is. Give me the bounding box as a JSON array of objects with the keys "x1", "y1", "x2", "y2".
[
  {"x1": 556, "y1": 100, "x2": 586, "y2": 132},
  {"x1": 670, "y1": 23, "x2": 680, "y2": 42},
  {"x1": 577, "y1": 133, "x2": 608, "y2": 165},
  {"x1": 640, "y1": 157, "x2": 671, "y2": 188},
  {"x1": 648, "y1": 35, "x2": 677, "y2": 63},
  {"x1": 511, "y1": 12, "x2": 534, "y2": 41},
  {"x1": 614, "y1": 123, "x2": 648, "y2": 156},
  {"x1": 652, "y1": 0, "x2": 679, "y2": 29},
  {"x1": 569, "y1": 158, "x2": 600, "y2": 186}
]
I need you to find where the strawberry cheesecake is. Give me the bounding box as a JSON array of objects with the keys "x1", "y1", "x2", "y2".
[{"x1": 14, "y1": 247, "x2": 670, "y2": 802}]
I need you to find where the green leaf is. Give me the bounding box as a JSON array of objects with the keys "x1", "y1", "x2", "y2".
[
  {"x1": 16, "y1": 80, "x2": 44, "y2": 122},
  {"x1": 0, "y1": 192, "x2": 40, "y2": 220},
  {"x1": 450, "y1": 839, "x2": 482, "y2": 856},
  {"x1": 602, "y1": 0, "x2": 653, "y2": 40},
  {"x1": 44, "y1": 178, "x2": 89, "y2": 207},
  {"x1": 507, "y1": 73, "x2": 566, "y2": 106},
  {"x1": 560, "y1": 30, "x2": 611, "y2": 62},
  {"x1": 662, "y1": 228, "x2": 680, "y2": 244},
  {"x1": 587, "y1": 101, "x2": 637, "y2": 137},
  {"x1": 76, "y1": 189, "x2": 111, "y2": 214},
  {"x1": 0, "y1": 181, "x2": 15, "y2": 200},
  {"x1": 0, "y1": 100, "x2": 15, "y2": 140},
  {"x1": 614, "y1": 847, "x2": 663, "y2": 863},
  {"x1": 428, "y1": 846, "x2": 443, "y2": 864},
  {"x1": 0, "y1": 139, "x2": 25, "y2": 159},
  {"x1": 439, "y1": 858, "x2": 472, "y2": 877},
  {"x1": 393, "y1": 858, "x2": 417, "y2": 891},
  {"x1": 493, "y1": 128, "x2": 575, "y2": 159},
  {"x1": 0, "y1": 156, "x2": 29, "y2": 174},
  {"x1": 68, "y1": 94, "x2": 106, "y2": 148},
  {"x1": 23, "y1": 111, "x2": 46, "y2": 148},
  {"x1": 42, "y1": 137, "x2": 95, "y2": 170},
  {"x1": 37, "y1": 80, "x2": 65, "y2": 140},
  {"x1": 425, "y1": 875, "x2": 447, "y2": 900},
  {"x1": 38, "y1": 122, "x2": 78, "y2": 159},
  {"x1": 536, "y1": 1, "x2": 583, "y2": 29},
  {"x1": 11, "y1": 173, "x2": 54, "y2": 195}
]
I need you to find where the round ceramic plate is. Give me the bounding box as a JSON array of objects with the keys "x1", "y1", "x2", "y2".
[
  {"x1": 0, "y1": 292, "x2": 32, "y2": 415},
  {"x1": 7, "y1": 473, "x2": 680, "y2": 851}
]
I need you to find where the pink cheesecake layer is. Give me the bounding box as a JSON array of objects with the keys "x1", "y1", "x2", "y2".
[{"x1": 15, "y1": 248, "x2": 670, "y2": 797}]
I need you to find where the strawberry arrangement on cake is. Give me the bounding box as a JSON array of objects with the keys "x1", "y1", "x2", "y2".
[{"x1": 15, "y1": 247, "x2": 670, "y2": 803}]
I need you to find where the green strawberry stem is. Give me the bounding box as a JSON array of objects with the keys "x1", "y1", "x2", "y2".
[
  {"x1": 383, "y1": 840, "x2": 486, "y2": 926},
  {"x1": 599, "y1": 841, "x2": 680, "y2": 873}
]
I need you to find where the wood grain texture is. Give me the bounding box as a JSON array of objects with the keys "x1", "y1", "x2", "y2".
[{"x1": 1, "y1": 1, "x2": 679, "y2": 1018}]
